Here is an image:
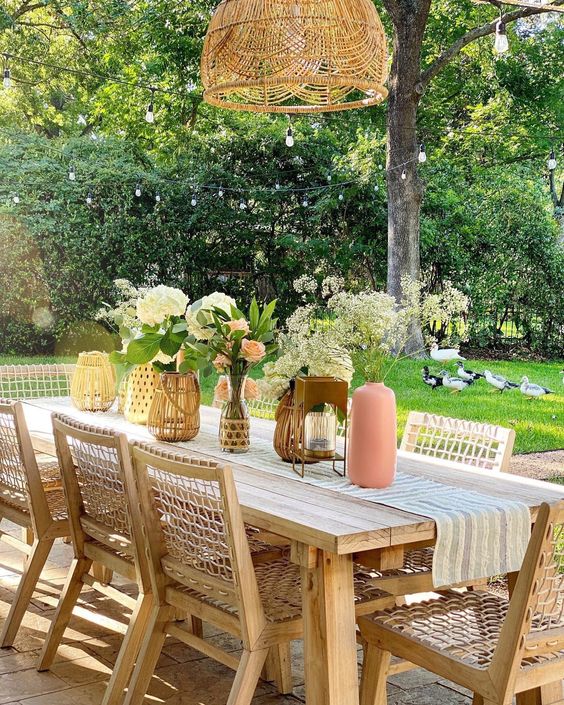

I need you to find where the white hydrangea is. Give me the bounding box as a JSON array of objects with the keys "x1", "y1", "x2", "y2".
[
  {"x1": 293, "y1": 275, "x2": 317, "y2": 295},
  {"x1": 136, "y1": 285, "x2": 189, "y2": 327},
  {"x1": 186, "y1": 291, "x2": 237, "y2": 340}
]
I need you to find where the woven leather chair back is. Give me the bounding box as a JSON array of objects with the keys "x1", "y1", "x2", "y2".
[
  {"x1": 401, "y1": 411, "x2": 515, "y2": 472},
  {"x1": 0, "y1": 364, "x2": 75, "y2": 400}
]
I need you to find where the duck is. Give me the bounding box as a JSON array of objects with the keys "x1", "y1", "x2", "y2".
[
  {"x1": 520, "y1": 376, "x2": 554, "y2": 399},
  {"x1": 484, "y1": 369, "x2": 519, "y2": 393},
  {"x1": 455, "y1": 361, "x2": 484, "y2": 382},
  {"x1": 440, "y1": 370, "x2": 471, "y2": 393},
  {"x1": 422, "y1": 366, "x2": 443, "y2": 390},
  {"x1": 430, "y1": 342, "x2": 466, "y2": 363}
]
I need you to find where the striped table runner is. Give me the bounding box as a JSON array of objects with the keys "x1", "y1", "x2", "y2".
[{"x1": 27, "y1": 400, "x2": 531, "y2": 588}]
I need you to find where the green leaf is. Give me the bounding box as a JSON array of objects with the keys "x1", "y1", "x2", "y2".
[
  {"x1": 172, "y1": 321, "x2": 187, "y2": 334},
  {"x1": 126, "y1": 334, "x2": 162, "y2": 364},
  {"x1": 249, "y1": 298, "x2": 260, "y2": 330},
  {"x1": 109, "y1": 350, "x2": 126, "y2": 364}
]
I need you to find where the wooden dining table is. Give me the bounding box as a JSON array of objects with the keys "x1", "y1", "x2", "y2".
[{"x1": 22, "y1": 399, "x2": 564, "y2": 705}]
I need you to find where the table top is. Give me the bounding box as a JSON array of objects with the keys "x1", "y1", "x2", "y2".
[{"x1": 22, "y1": 398, "x2": 564, "y2": 555}]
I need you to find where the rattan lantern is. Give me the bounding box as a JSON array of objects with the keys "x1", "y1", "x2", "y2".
[
  {"x1": 201, "y1": 0, "x2": 389, "y2": 114},
  {"x1": 70, "y1": 351, "x2": 116, "y2": 412}
]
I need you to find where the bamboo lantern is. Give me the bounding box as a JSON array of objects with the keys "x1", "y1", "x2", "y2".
[
  {"x1": 201, "y1": 0, "x2": 388, "y2": 114},
  {"x1": 70, "y1": 351, "x2": 116, "y2": 412},
  {"x1": 148, "y1": 372, "x2": 201, "y2": 442},
  {"x1": 123, "y1": 363, "x2": 160, "y2": 425},
  {"x1": 273, "y1": 384, "x2": 315, "y2": 463}
]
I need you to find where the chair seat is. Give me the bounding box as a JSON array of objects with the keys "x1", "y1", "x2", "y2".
[
  {"x1": 36, "y1": 456, "x2": 63, "y2": 490},
  {"x1": 362, "y1": 590, "x2": 564, "y2": 670},
  {"x1": 0, "y1": 483, "x2": 67, "y2": 522},
  {"x1": 172, "y1": 557, "x2": 393, "y2": 625}
]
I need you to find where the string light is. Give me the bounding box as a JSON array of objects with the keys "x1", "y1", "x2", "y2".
[
  {"x1": 239, "y1": 198, "x2": 247, "y2": 210},
  {"x1": 3, "y1": 68, "x2": 10, "y2": 89},
  {"x1": 401, "y1": 169, "x2": 407, "y2": 180},
  {"x1": 145, "y1": 88, "x2": 155, "y2": 124},
  {"x1": 338, "y1": 192, "x2": 344, "y2": 201},
  {"x1": 418, "y1": 144, "x2": 427, "y2": 163},
  {"x1": 494, "y1": 15, "x2": 509, "y2": 54},
  {"x1": 191, "y1": 194, "x2": 197, "y2": 206},
  {"x1": 302, "y1": 197, "x2": 309, "y2": 207},
  {"x1": 218, "y1": 187, "x2": 224, "y2": 197},
  {"x1": 374, "y1": 184, "x2": 379, "y2": 192},
  {"x1": 68, "y1": 165, "x2": 76, "y2": 181},
  {"x1": 12, "y1": 194, "x2": 19, "y2": 204},
  {"x1": 86, "y1": 192, "x2": 93, "y2": 205},
  {"x1": 548, "y1": 149, "x2": 557, "y2": 171},
  {"x1": 285, "y1": 125, "x2": 294, "y2": 148},
  {"x1": 155, "y1": 192, "x2": 161, "y2": 203},
  {"x1": 275, "y1": 182, "x2": 281, "y2": 190},
  {"x1": 135, "y1": 183, "x2": 142, "y2": 197}
]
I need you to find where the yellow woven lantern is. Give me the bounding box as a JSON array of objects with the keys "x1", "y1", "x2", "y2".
[
  {"x1": 201, "y1": 0, "x2": 389, "y2": 114},
  {"x1": 70, "y1": 351, "x2": 116, "y2": 412}
]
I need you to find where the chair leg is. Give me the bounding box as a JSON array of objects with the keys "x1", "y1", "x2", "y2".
[
  {"x1": 264, "y1": 643, "x2": 293, "y2": 694},
  {"x1": 516, "y1": 683, "x2": 564, "y2": 705},
  {"x1": 359, "y1": 643, "x2": 391, "y2": 705},
  {"x1": 0, "y1": 538, "x2": 53, "y2": 648},
  {"x1": 227, "y1": 648, "x2": 269, "y2": 705},
  {"x1": 190, "y1": 615, "x2": 203, "y2": 638},
  {"x1": 101, "y1": 592, "x2": 155, "y2": 705},
  {"x1": 91, "y1": 562, "x2": 113, "y2": 585},
  {"x1": 122, "y1": 605, "x2": 174, "y2": 705},
  {"x1": 22, "y1": 526, "x2": 34, "y2": 547},
  {"x1": 37, "y1": 556, "x2": 92, "y2": 670}
]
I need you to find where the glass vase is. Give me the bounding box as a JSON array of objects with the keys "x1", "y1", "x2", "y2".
[
  {"x1": 303, "y1": 408, "x2": 337, "y2": 460},
  {"x1": 219, "y1": 374, "x2": 250, "y2": 453}
]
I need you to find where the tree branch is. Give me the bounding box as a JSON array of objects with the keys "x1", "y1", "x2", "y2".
[{"x1": 417, "y1": 1, "x2": 563, "y2": 92}]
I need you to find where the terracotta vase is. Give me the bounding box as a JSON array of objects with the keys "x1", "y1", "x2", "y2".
[{"x1": 347, "y1": 382, "x2": 397, "y2": 488}]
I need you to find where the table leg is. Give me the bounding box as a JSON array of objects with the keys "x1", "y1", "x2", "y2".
[
  {"x1": 292, "y1": 543, "x2": 359, "y2": 705},
  {"x1": 516, "y1": 682, "x2": 563, "y2": 705}
]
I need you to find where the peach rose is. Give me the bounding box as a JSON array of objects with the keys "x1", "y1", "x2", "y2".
[
  {"x1": 226, "y1": 319, "x2": 250, "y2": 336},
  {"x1": 244, "y1": 377, "x2": 260, "y2": 400},
  {"x1": 214, "y1": 376, "x2": 230, "y2": 402},
  {"x1": 241, "y1": 338, "x2": 266, "y2": 363},
  {"x1": 213, "y1": 353, "x2": 232, "y2": 371}
]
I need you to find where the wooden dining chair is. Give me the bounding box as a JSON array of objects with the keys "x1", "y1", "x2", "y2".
[
  {"x1": 36, "y1": 413, "x2": 157, "y2": 705},
  {"x1": 358, "y1": 501, "x2": 564, "y2": 705},
  {"x1": 0, "y1": 364, "x2": 75, "y2": 400},
  {"x1": 121, "y1": 441, "x2": 394, "y2": 705},
  {"x1": 0, "y1": 400, "x2": 69, "y2": 647},
  {"x1": 361, "y1": 412, "x2": 516, "y2": 598}
]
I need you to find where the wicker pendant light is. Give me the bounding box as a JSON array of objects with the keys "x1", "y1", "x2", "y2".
[{"x1": 201, "y1": 0, "x2": 389, "y2": 113}]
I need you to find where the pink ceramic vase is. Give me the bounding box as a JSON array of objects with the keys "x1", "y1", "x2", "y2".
[{"x1": 347, "y1": 382, "x2": 397, "y2": 488}]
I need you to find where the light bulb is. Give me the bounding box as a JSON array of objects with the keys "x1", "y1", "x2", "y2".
[
  {"x1": 401, "y1": 170, "x2": 407, "y2": 180},
  {"x1": 3, "y1": 68, "x2": 10, "y2": 89},
  {"x1": 145, "y1": 104, "x2": 154, "y2": 123},
  {"x1": 135, "y1": 184, "x2": 142, "y2": 197},
  {"x1": 155, "y1": 193, "x2": 161, "y2": 203},
  {"x1": 374, "y1": 184, "x2": 379, "y2": 192},
  {"x1": 494, "y1": 21, "x2": 509, "y2": 54},
  {"x1": 285, "y1": 126, "x2": 294, "y2": 147},
  {"x1": 338, "y1": 192, "x2": 344, "y2": 201},
  {"x1": 302, "y1": 197, "x2": 309, "y2": 207},
  {"x1": 12, "y1": 194, "x2": 19, "y2": 204},
  {"x1": 86, "y1": 192, "x2": 93, "y2": 205},
  {"x1": 218, "y1": 188, "x2": 224, "y2": 197},
  {"x1": 548, "y1": 150, "x2": 557, "y2": 171},
  {"x1": 191, "y1": 195, "x2": 197, "y2": 206},
  {"x1": 275, "y1": 182, "x2": 281, "y2": 190},
  {"x1": 68, "y1": 166, "x2": 76, "y2": 181},
  {"x1": 418, "y1": 143, "x2": 427, "y2": 163},
  {"x1": 239, "y1": 199, "x2": 246, "y2": 210},
  {"x1": 327, "y1": 174, "x2": 332, "y2": 182}
]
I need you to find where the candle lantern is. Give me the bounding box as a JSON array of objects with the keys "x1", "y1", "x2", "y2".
[
  {"x1": 291, "y1": 376, "x2": 348, "y2": 477},
  {"x1": 70, "y1": 351, "x2": 116, "y2": 412}
]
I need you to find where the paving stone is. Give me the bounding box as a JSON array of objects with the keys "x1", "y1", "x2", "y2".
[
  {"x1": 49, "y1": 653, "x2": 112, "y2": 686},
  {"x1": 0, "y1": 667, "x2": 66, "y2": 704},
  {"x1": 388, "y1": 666, "x2": 440, "y2": 689},
  {"x1": 18, "y1": 680, "x2": 110, "y2": 705},
  {"x1": 396, "y1": 682, "x2": 471, "y2": 704}
]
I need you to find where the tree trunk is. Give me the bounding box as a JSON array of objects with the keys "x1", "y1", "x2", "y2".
[{"x1": 383, "y1": 0, "x2": 430, "y2": 353}]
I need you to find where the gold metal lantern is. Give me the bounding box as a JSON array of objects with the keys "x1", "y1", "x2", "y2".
[{"x1": 201, "y1": 0, "x2": 389, "y2": 114}]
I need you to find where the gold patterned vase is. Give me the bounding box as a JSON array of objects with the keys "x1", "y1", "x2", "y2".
[
  {"x1": 219, "y1": 374, "x2": 250, "y2": 453},
  {"x1": 123, "y1": 362, "x2": 160, "y2": 425}
]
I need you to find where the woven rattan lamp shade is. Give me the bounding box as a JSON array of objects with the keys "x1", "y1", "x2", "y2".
[{"x1": 201, "y1": 0, "x2": 389, "y2": 113}]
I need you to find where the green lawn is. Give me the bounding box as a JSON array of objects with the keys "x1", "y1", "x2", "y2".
[{"x1": 2, "y1": 355, "x2": 562, "y2": 455}]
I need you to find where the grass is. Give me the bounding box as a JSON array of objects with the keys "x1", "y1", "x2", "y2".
[{"x1": 2, "y1": 354, "x2": 563, "y2": 455}]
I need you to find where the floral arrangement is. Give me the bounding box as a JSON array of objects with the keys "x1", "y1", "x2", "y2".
[{"x1": 185, "y1": 296, "x2": 277, "y2": 380}]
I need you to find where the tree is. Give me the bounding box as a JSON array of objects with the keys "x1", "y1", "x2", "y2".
[{"x1": 381, "y1": 0, "x2": 563, "y2": 349}]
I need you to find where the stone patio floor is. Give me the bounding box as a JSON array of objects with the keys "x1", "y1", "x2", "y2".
[{"x1": 0, "y1": 521, "x2": 510, "y2": 705}]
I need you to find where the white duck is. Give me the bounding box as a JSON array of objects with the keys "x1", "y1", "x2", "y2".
[
  {"x1": 520, "y1": 376, "x2": 554, "y2": 399},
  {"x1": 484, "y1": 369, "x2": 519, "y2": 393},
  {"x1": 440, "y1": 370, "x2": 470, "y2": 393},
  {"x1": 430, "y1": 342, "x2": 466, "y2": 363}
]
